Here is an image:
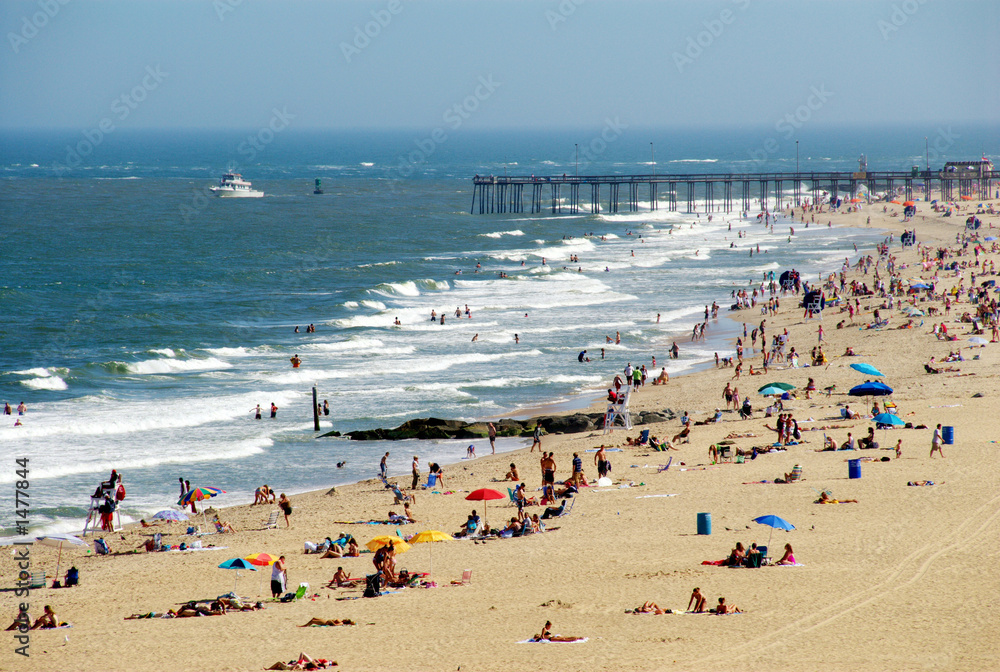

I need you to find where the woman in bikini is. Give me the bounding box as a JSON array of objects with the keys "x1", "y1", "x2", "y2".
[
  {"x1": 535, "y1": 620, "x2": 584, "y2": 642},
  {"x1": 775, "y1": 543, "x2": 797, "y2": 565}
]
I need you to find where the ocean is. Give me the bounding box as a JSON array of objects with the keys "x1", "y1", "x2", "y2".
[{"x1": 1, "y1": 125, "x2": 994, "y2": 537}]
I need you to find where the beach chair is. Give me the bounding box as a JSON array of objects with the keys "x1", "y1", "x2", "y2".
[
  {"x1": 451, "y1": 569, "x2": 472, "y2": 586},
  {"x1": 293, "y1": 583, "x2": 308, "y2": 600},
  {"x1": 757, "y1": 546, "x2": 770, "y2": 565},
  {"x1": 153, "y1": 532, "x2": 163, "y2": 552},
  {"x1": 718, "y1": 446, "x2": 733, "y2": 463},
  {"x1": 262, "y1": 510, "x2": 279, "y2": 530},
  {"x1": 638, "y1": 429, "x2": 650, "y2": 445},
  {"x1": 657, "y1": 457, "x2": 673, "y2": 473},
  {"x1": 29, "y1": 572, "x2": 46, "y2": 589},
  {"x1": 423, "y1": 473, "x2": 438, "y2": 489},
  {"x1": 507, "y1": 488, "x2": 518, "y2": 506},
  {"x1": 558, "y1": 496, "x2": 576, "y2": 517}
]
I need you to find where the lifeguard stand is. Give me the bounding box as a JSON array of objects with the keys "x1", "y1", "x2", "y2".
[
  {"x1": 82, "y1": 490, "x2": 122, "y2": 536},
  {"x1": 603, "y1": 386, "x2": 633, "y2": 433}
]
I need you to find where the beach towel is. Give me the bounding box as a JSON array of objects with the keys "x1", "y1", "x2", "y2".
[{"x1": 635, "y1": 494, "x2": 678, "y2": 499}]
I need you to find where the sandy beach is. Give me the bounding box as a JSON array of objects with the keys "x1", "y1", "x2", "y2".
[{"x1": 6, "y1": 199, "x2": 1000, "y2": 672}]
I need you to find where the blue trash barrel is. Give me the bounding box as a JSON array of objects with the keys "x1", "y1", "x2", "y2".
[
  {"x1": 942, "y1": 426, "x2": 954, "y2": 445},
  {"x1": 848, "y1": 459, "x2": 861, "y2": 479},
  {"x1": 697, "y1": 512, "x2": 712, "y2": 535}
]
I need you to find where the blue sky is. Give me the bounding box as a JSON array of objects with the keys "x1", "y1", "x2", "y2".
[{"x1": 1, "y1": 0, "x2": 997, "y2": 130}]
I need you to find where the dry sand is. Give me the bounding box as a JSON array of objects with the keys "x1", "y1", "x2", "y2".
[{"x1": 5, "y1": 200, "x2": 1000, "y2": 672}]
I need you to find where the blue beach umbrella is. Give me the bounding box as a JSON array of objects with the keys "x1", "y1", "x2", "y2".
[
  {"x1": 849, "y1": 363, "x2": 884, "y2": 377},
  {"x1": 873, "y1": 413, "x2": 905, "y2": 426},
  {"x1": 219, "y1": 557, "x2": 257, "y2": 593},
  {"x1": 910, "y1": 282, "x2": 930, "y2": 290},
  {"x1": 752, "y1": 515, "x2": 795, "y2": 550},
  {"x1": 985, "y1": 236, "x2": 997, "y2": 242},
  {"x1": 849, "y1": 382, "x2": 893, "y2": 397}
]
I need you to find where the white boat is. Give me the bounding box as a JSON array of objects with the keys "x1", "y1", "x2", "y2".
[{"x1": 209, "y1": 172, "x2": 263, "y2": 198}]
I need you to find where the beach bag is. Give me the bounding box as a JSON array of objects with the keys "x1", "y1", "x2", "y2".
[
  {"x1": 363, "y1": 573, "x2": 381, "y2": 598},
  {"x1": 94, "y1": 538, "x2": 110, "y2": 555},
  {"x1": 280, "y1": 592, "x2": 295, "y2": 603}
]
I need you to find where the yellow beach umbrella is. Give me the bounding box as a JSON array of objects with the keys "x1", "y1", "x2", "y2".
[
  {"x1": 366, "y1": 536, "x2": 410, "y2": 553},
  {"x1": 409, "y1": 530, "x2": 453, "y2": 581}
]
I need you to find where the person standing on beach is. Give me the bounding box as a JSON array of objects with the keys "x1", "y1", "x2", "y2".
[
  {"x1": 184, "y1": 479, "x2": 197, "y2": 514},
  {"x1": 930, "y1": 424, "x2": 944, "y2": 458},
  {"x1": 488, "y1": 422, "x2": 497, "y2": 454},
  {"x1": 411, "y1": 456, "x2": 420, "y2": 489},
  {"x1": 541, "y1": 452, "x2": 556, "y2": 497},
  {"x1": 571, "y1": 452, "x2": 583, "y2": 486},
  {"x1": 595, "y1": 445, "x2": 609, "y2": 479},
  {"x1": 278, "y1": 493, "x2": 292, "y2": 527},
  {"x1": 531, "y1": 423, "x2": 542, "y2": 452},
  {"x1": 380, "y1": 452, "x2": 389, "y2": 480},
  {"x1": 271, "y1": 556, "x2": 287, "y2": 598}
]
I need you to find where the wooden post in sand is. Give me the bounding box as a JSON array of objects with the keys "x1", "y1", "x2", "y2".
[{"x1": 312, "y1": 386, "x2": 320, "y2": 432}]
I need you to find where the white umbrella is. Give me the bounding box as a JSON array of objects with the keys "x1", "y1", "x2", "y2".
[{"x1": 35, "y1": 534, "x2": 88, "y2": 581}]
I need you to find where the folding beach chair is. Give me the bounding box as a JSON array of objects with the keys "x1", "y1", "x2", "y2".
[
  {"x1": 638, "y1": 429, "x2": 650, "y2": 445},
  {"x1": 391, "y1": 486, "x2": 413, "y2": 505},
  {"x1": 451, "y1": 569, "x2": 472, "y2": 585},
  {"x1": 558, "y1": 496, "x2": 576, "y2": 517},
  {"x1": 507, "y1": 488, "x2": 518, "y2": 506},
  {"x1": 262, "y1": 510, "x2": 279, "y2": 530},
  {"x1": 657, "y1": 457, "x2": 673, "y2": 473},
  {"x1": 29, "y1": 572, "x2": 46, "y2": 589},
  {"x1": 718, "y1": 446, "x2": 733, "y2": 463}
]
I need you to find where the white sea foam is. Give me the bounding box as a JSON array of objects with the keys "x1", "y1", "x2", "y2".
[
  {"x1": 125, "y1": 356, "x2": 232, "y2": 375},
  {"x1": 371, "y1": 280, "x2": 421, "y2": 297},
  {"x1": 480, "y1": 229, "x2": 525, "y2": 238},
  {"x1": 22, "y1": 375, "x2": 68, "y2": 391},
  {"x1": 343, "y1": 301, "x2": 359, "y2": 308},
  {"x1": 361, "y1": 299, "x2": 387, "y2": 310},
  {"x1": 360, "y1": 162, "x2": 374, "y2": 167}
]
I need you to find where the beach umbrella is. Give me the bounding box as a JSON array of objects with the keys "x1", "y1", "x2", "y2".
[
  {"x1": 903, "y1": 201, "x2": 915, "y2": 207},
  {"x1": 178, "y1": 486, "x2": 225, "y2": 528},
  {"x1": 985, "y1": 236, "x2": 997, "y2": 242},
  {"x1": 752, "y1": 515, "x2": 795, "y2": 551},
  {"x1": 219, "y1": 557, "x2": 256, "y2": 594},
  {"x1": 366, "y1": 536, "x2": 410, "y2": 553},
  {"x1": 873, "y1": 413, "x2": 905, "y2": 426},
  {"x1": 849, "y1": 382, "x2": 893, "y2": 397},
  {"x1": 758, "y1": 385, "x2": 786, "y2": 397},
  {"x1": 904, "y1": 307, "x2": 924, "y2": 317},
  {"x1": 465, "y1": 488, "x2": 505, "y2": 526},
  {"x1": 152, "y1": 510, "x2": 188, "y2": 522},
  {"x1": 35, "y1": 535, "x2": 88, "y2": 582},
  {"x1": 758, "y1": 382, "x2": 795, "y2": 392},
  {"x1": 849, "y1": 198, "x2": 862, "y2": 203},
  {"x1": 245, "y1": 553, "x2": 277, "y2": 595},
  {"x1": 409, "y1": 530, "x2": 453, "y2": 581},
  {"x1": 849, "y1": 363, "x2": 884, "y2": 377},
  {"x1": 968, "y1": 336, "x2": 988, "y2": 345},
  {"x1": 890, "y1": 200, "x2": 901, "y2": 205}
]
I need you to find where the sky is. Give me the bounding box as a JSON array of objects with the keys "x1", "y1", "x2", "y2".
[{"x1": 1, "y1": 0, "x2": 998, "y2": 131}]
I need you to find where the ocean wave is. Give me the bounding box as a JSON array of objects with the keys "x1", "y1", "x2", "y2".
[
  {"x1": 668, "y1": 159, "x2": 718, "y2": 163},
  {"x1": 480, "y1": 229, "x2": 526, "y2": 238},
  {"x1": 21, "y1": 375, "x2": 68, "y2": 391},
  {"x1": 360, "y1": 162, "x2": 374, "y2": 167},
  {"x1": 123, "y1": 356, "x2": 232, "y2": 375},
  {"x1": 361, "y1": 299, "x2": 387, "y2": 310},
  {"x1": 371, "y1": 280, "x2": 421, "y2": 297}
]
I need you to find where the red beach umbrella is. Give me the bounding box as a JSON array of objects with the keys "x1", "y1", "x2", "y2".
[{"x1": 465, "y1": 488, "x2": 505, "y2": 527}]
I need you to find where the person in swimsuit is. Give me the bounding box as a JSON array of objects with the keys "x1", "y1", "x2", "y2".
[
  {"x1": 688, "y1": 587, "x2": 707, "y2": 613},
  {"x1": 712, "y1": 597, "x2": 741, "y2": 614},
  {"x1": 535, "y1": 620, "x2": 583, "y2": 642},
  {"x1": 270, "y1": 403, "x2": 277, "y2": 418},
  {"x1": 290, "y1": 355, "x2": 301, "y2": 368},
  {"x1": 775, "y1": 543, "x2": 796, "y2": 565},
  {"x1": 278, "y1": 494, "x2": 292, "y2": 527}
]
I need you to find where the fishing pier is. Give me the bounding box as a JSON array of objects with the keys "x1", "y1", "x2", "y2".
[{"x1": 470, "y1": 167, "x2": 997, "y2": 215}]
